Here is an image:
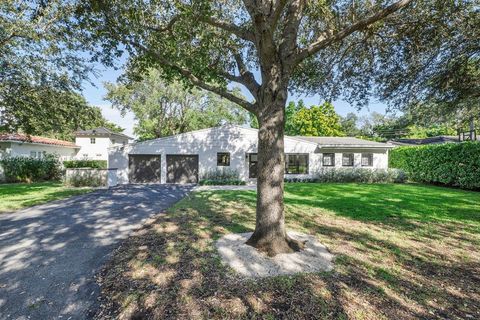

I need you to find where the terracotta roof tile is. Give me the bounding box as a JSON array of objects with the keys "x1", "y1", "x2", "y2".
[{"x1": 0, "y1": 133, "x2": 78, "y2": 148}]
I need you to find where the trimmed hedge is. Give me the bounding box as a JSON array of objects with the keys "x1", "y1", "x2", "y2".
[
  {"x1": 389, "y1": 142, "x2": 480, "y2": 190},
  {"x1": 199, "y1": 168, "x2": 246, "y2": 185},
  {"x1": 198, "y1": 179, "x2": 246, "y2": 186},
  {"x1": 285, "y1": 168, "x2": 406, "y2": 184},
  {"x1": 0, "y1": 155, "x2": 62, "y2": 183},
  {"x1": 63, "y1": 160, "x2": 107, "y2": 169}
]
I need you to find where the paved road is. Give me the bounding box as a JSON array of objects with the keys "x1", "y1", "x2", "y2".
[{"x1": 0, "y1": 184, "x2": 191, "y2": 319}]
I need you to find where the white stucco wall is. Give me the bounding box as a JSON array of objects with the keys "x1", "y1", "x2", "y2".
[
  {"x1": 109, "y1": 126, "x2": 391, "y2": 184},
  {"x1": 75, "y1": 136, "x2": 128, "y2": 160},
  {"x1": 9, "y1": 142, "x2": 77, "y2": 160}
]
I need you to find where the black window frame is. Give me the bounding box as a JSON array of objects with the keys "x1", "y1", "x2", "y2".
[
  {"x1": 361, "y1": 153, "x2": 373, "y2": 167},
  {"x1": 285, "y1": 153, "x2": 309, "y2": 174},
  {"x1": 322, "y1": 153, "x2": 335, "y2": 167},
  {"x1": 342, "y1": 153, "x2": 354, "y2": 167},
  {"x1": 90, "y1": 137, "x2": 96, "y2": 144},
  {"x1": 217, "y1": 152, "x2": 230, "y2": 166}
]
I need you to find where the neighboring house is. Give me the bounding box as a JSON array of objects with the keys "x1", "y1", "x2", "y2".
[
  {"x1": 388, "y1": 135, "x2": 459, "y2": 146},
  {"x1": 75, "y1": 127, "x2": 133, "y2": 160},
  {"x1": 0, "y1": 133, "x2": 79, "y2": 160},
  {"x1": 109, "y1": 125, "x2": 394, "y2": 184}
]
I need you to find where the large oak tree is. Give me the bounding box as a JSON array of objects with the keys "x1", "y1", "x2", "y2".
[{"x1": 78, "y1": 0, "x2": 475, "y2": 255}]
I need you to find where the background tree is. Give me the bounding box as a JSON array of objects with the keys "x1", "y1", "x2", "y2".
[
  {"x1": 286, "y1": 101, "x2": 344, "y2": 136},
  {"x1": 0, "y1": 90, "x2": 124, "y2": 141},
  {"x1": 0, "y1": 0, "x2": 92, "y2": 136},
  {"x1": 104, "y1": 69, "x2": 247, "y2": 141},
  {"x1": 340, "y1": 113, "x2": 361, "y2": 137},
  {"x1": 78, "y1": 0, "x2": 471, "y2": 255}
]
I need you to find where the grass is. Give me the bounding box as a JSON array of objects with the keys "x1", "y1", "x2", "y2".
[
  {"x1": 94, "y1": 183, "x2": 480, "y2": 319},
  {"x1": 0, "y1": 181, "x2": 92, "y2": 213}
]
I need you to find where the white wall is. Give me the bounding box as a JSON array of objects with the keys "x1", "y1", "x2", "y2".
[
  {"x1": 9, "y1": 142, "x2": 77, "y2": 160},
  {"x1": 0, "y1": 142, "x2": 11, "y2": 160},
  {"x1": 75, "y1": 136, "x2": 128, "y2": 160},
  {"x1": 109, "y1": 126, "x2": 391, "y2": 184}
]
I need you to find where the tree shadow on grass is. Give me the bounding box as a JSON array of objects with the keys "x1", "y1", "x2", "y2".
[{"x1": 93, "y1": 189, "x2": 480, "y2": 319}]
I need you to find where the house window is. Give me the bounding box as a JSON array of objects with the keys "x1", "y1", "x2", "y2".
[
  {"x1": 90, "y1": 138, "x2": 96, "y2": 144},
  {"x1": 323, "y1": 153, "x2": 335, "y2": 167},
  {"x1": 112, "y1": 139, "x2": 116, "y2": 144},
  {"x1": 217, "y1": 152, "x2": 230, "y2": 166},
  {"x1": 342, "y1": 153, "x2": 354, "y2": 166},
  {"x1": 362, "y1": 153, "x2": 373, "y2": 167},
  {"x1": 96, "y1": 154, "x2": 102, "y2": 157},
  {"x1": 30, "y1": 151, "x2": 36, "y2": 158},
  {"x1": 285, "y1": 154, "x2": 309, "y2": 174}
]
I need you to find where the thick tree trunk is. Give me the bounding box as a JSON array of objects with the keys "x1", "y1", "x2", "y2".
[{"x1": 245, "y1": 93, "x2": 305, "y2": 256}]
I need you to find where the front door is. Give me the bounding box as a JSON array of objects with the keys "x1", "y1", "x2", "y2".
[{"x1": 248, "y1": 153, "x2": 258, "y2": 178}]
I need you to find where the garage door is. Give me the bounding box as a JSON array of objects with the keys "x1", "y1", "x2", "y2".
[
  {"x1": 166, "y1": 155, "x2": 199, "y2": 184},
  {"x1": 129, "y1": 155, "x2": 161, "y2": 183}
]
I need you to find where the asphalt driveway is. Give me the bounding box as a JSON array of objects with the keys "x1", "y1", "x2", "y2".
[{"x1": 0, "y1": 184, "x2": 192, "y2": 319}]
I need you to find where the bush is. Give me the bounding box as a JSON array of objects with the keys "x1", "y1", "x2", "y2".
[
  {"x1": 199, "y1": 169, "x2": 246, "y2": 185},
  {"x1": 0, "y1": 155, "x2": 62, "y2": 183},
  {"x1": 198, "y1": 179, "x2": 246, "y2": 186},
  {"x1": 389, "y1": 142, "x2": 480, "y2": 190},
  {"x1": 63, "y1": 160, "x2": 107, "y2": 169},
  {"x1": 285, "y1": 168, "x2": 407, "y2": 184}
]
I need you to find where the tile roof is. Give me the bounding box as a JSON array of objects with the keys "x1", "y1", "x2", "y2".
[
  {"x1": 74, "y1": 127, "x2": 133, "y2": 139},
  {"x1": 0, "y1": 133, "x2": 78, "y2": 148},
  {"x1": 293, "y1": 136, "x2": 393, "y2": 147}
]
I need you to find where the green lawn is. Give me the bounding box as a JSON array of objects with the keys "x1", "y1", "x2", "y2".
[
  {"x1": 0, "y1": 182, "x2": 92, "y2": 213},
  {"x1": 95, "y1": 183, "x2": 480, "y2": 319}
]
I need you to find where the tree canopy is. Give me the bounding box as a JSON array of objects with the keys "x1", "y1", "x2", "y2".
[
  {"x1": 284, "y1": 101, "x2": 344, "y2": 136},
  {"x1": 0, "y1": 0, "x2": 97, "y2": 139},
  {"x1": 0, "y1": 89, "x2": 124, "y2": 141},
  {"x1": 104, "y1": 69, "x2": 247, "y2": 141}
]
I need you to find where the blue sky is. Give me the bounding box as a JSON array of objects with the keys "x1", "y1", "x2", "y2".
[{"x1": 83, "y1": 63, "x2": 388, "y2": 138}]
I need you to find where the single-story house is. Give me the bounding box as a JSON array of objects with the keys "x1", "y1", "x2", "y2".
[
  {"x1": 74, "y1": 127, "x2": 133, "y2": 160},
  {"x1": 0, "y1": 133, "x2": 79, "y2": 160},
  {"x1": 109, "y1": 125, "x2": 394, "y2": 184},
  {"x1": 388, "y1": 135, "x2": 459, "y2": 146}
]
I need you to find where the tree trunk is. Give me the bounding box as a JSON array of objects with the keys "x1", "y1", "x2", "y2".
[{"x1": 245, "y1": 93, "x2": 305, "y2": 256}]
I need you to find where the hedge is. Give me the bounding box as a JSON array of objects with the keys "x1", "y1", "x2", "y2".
[
  {"x1": 63, "y1": 160, "x2": 107, "y2": 169},
  {"x1": 0, "y1": 155, "x2": 62, "y2": 183},
  {"x1": 285, "y1": 168, "x2": 407, "y2": 184},
  {"x1": 198, "y1": 179, "x2": 246, "y2": 186},
  {"x1": 389, "y1": 142, "x2": 480, "y2": 190}
]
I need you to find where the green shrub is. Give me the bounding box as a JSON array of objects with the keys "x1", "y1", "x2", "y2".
[
  {"x1": 198, "y1": 179, "x2": 246, "y2": 186},
  {"x1": 63, "y1": 160, "x2": 107, "y2": 169},
  {"x1": 389, "y1": 142, "x2": 480, "y2": 189},
  {"x1": 285, "y1": 168, "x2": 406, "y2": 184},
  {"x1": 199, "y1": 169, "x2": 246, "y2": 185},
  {"x1": 0, "y1": 155, "x2": 62, "y2": 183}
]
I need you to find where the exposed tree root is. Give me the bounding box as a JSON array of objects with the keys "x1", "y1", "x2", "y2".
[{"x1": 246, "y1": 232, "x2": 307, "y2": 257}]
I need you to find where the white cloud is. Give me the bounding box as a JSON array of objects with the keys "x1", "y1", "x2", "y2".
[{"x1": 96, "y1": 104, "x2": 137, "y2": 138}]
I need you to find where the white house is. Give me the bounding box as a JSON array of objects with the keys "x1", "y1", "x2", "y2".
[
  {"x1": 74, "y1": 127, "x2": 133, "y2": 160},
  {"x1": 109, "y1": 125, "x2": 394, "y2": 184},
  {"x1": 0, "y1": 133, "x2": 79, "y2": 160}
]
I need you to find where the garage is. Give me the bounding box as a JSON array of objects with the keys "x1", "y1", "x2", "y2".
[
  {"x1": 166, "y1": 154, "x2": 199, "y2": 184},
  {"x1": 129, "y1": 155, "x2": 161, "y2": 183}
]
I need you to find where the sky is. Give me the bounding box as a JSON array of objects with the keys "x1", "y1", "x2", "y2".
[{"x1": 82, "y1": 62, "x2": 388, "y2": 139}]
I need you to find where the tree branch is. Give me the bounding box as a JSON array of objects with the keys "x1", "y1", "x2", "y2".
[
  {"x1": 293, "y1": 0, "x2": 414, "y2": 64},
  {"x1": 200, "y1": 16, "x2": 255, "y2": 42},
  {"x1": 126, "y1": 39, "x2": 257, "y2": 113}
]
